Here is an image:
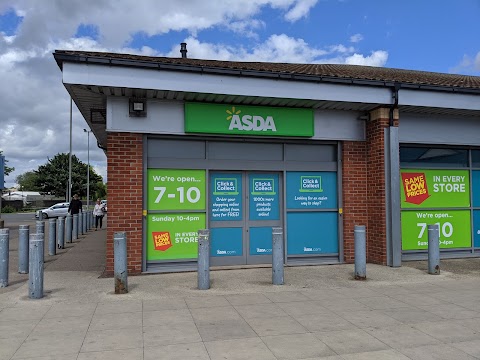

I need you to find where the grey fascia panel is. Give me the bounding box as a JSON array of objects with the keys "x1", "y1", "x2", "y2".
[
  {"x1": 62, "y1": 62, "x2": 392, "y2": 105},
  {"x1": 399, "y1": 89, "x2": 480, "y2": 111}
]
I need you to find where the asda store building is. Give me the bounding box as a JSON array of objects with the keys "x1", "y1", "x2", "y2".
[{"x1": 54, "y1": 50, "x2": 480, "y2": 274}]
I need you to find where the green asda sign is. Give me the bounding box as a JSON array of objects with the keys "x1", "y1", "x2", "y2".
[
  {"x1": 400, "y1": 169, "x2": 470, "y2": 208},
  {"x1": 184, "y1": 103, "x2": 314, "y2": 137},
  {"x1": 401, "y1": 210, "x2": 471, "y2": 250}
]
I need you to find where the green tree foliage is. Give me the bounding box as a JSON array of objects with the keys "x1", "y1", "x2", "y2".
[
  {"x1": 35, "y1": 153, "x2": 103, "y2": 199},
  {"x1": 94, "y1": 181, "x2": 107, "y2": 200},
  {"x1": 16, "y1": 171, "x2": 40, "y2": 191},
  {"x1": 0, "y1": 151, "x2": 15, "y2": 176}
]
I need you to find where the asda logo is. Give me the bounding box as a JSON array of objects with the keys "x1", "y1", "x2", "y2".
[{"x1": 226, "y1": 107, "x2": 277, "y2": 132}]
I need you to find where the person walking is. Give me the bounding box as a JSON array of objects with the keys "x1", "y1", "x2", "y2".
[
  {"x1": 68, "y1": 194, "x2": 82, "y2": 215},
  {"x1": 93, "y1": 198, "x2": 105, "y2": 230}
]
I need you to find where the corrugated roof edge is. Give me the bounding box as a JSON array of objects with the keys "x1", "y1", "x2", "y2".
[{"x1": 53, "y1": 50, "x2": 480, "y2": 94}]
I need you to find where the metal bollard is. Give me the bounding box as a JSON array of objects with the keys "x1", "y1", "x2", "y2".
[
  {"x1": 354, "y1": 225, "x2": 367, "y2": 280},
  {"x1": 0, "y1": 229, "x2": 9, "y2": 287},
  {"x1": 197, "y1": 229, "x2": 210, "y2": 290},
  {"x1": 73, "y1": 214, "x2": 78, "y2": 240},
  {"x1": 66, "y1": 214, "x2": 72, "y2": 243},
  {"x1": 48, "y1": 218, "x2": 56, "y2": 256},
  {"x1": 114, "y1": 232, "x2": 128, "y2": 294},
  {"x1": 57, "y1": 217, "x2": 65, "y2": 249},
  {"x1": 272, "y1": 227, "x2": 284, "y2": 285},
  {"x1": 428, "y1": 224, "x2": 440, "y2": 275},
  {"x1": 82, "y1": 212, "x2": 87, "y2": 234},
  {"x1": 90, "y1": 211, "x2": 94, "y2": 229},
  {"x1": 36, "y1": 220, "x2": 44, "y2": 236},
  {"x1": 18, "y1": 225, "x2": 30, "y2": 274},
  {"x1": 86, "y1": 211, "x2": 90, "y2": 230},
  {"x1": 29, "y1": 233, "x2": 44, "y2": 299}
]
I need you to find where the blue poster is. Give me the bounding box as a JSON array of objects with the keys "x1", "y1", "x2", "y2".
[
  {"x1": 210, "y1": 173, "x2": 242, "y2": 221},
  {"x1": 287, "y1": 212, "x2": 338, "y2": 255},
  {"x1": 249, "y1": 227, "x2": 273, "y2": 255},
  {"x1": 210, "y1": 227, "x2": 243, "y2": 257},
  {"x1": 286, "y1": 172, "x2": 337, "y2": 209},
  {"x1": 474, "y1": 210, "x2": 480, "y2": 248},
  {"x1": 249, "y1": 174, "x2": 280, "y2": 220},
  {"x1": 473, "y1": 171, "x2": 480, "y2": 207}
]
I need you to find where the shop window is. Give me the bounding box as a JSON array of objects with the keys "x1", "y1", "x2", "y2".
[
  {"x1": 400, "y1": 147, "x2": 468, "y2": 168},
  {"x1": 472, "y1": 150, "x2": 480, "y2": 168}
]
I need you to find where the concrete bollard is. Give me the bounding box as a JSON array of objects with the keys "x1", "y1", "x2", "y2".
[
  {"x1": 82, "y1": 212, "x2": 87, "y2": 234},
  {"x1": 57, "y1": 217, "x2": 65, "y2": 249},
  {"x1": 428, "y1": 224, "x2": 440, "y2": 275},
  {"x1": 36, "y1": 220, "x2": 44, "y2": 236},
  {"x1": 48, "y1": 218, "x2": 56, "y2": 256},
  {"x1": 29, "y1": 233, "x2": 44, "y2": 299},
  {"x1": 354, "y1": 225, "x2": 367, "y2": 280},
  {"x1": 73, "y1": 214, "x2": 78, "y2": 240},
  {"x1": 272, "y1": 227, "x2": 284, "y2": 285},
  {"x1": 197, "y1": 229, "x2": 210, "y2": 290},
  {"x1": 0, "y1": 229, "x2": 9, "y2": 287},
  {"x1": 66, "y1": 214, "x2": 72, "y2": 243},
  {"x1": 18, "y1": 225, "x2": 29, "y2": 274},
  {"x1": 114, "y1": 232, "x2": 128, "y2": 294}
]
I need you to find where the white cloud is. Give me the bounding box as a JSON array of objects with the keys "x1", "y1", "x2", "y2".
[
  {"x1": 284, "y1": 0, "x2": 318, "y2": 22},
  {"x1": 350, "y1": 33, "x2": 363, "y2": 43},
  {"x1": 449, "y1": 52, "x2": 480, "y2": 75},
  {"x1": 345, "y1": 50, "x2": 388, "y2": 67}
]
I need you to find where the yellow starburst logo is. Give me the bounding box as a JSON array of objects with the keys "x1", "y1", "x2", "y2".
[{"x1": 226, "y1": 106, "x2": 241, "y2": 120}]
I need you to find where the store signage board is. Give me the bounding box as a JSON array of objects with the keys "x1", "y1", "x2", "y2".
[
  {"x1": 400, "y1": 169, "x2": 470, "y2": 208},
  {"x1": 249, "y1": 174, "x2": 280, "y2": 221},
  {"x1": 286, "y1": 171, "x2": 337, "y2": 209},
  {"x1": 401, "y1": 210, "x2": 471, "y2": 250},
  {"x1": 147, "y1": 169, "x2": 206, "y2": 211},
  {"x1": 210, "y1": 173, "x2": 243, "y2": 221},
  {"x1": 185, "y1": 103, "x2": 314, "y2": 137},
  {"x1": 146, "y1": 169, "x2": 206, "y2": 261}
]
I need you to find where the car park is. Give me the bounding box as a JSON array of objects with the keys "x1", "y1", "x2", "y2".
[{"x1": 35, "y1": 202, "x2": 70, "y2": 220}]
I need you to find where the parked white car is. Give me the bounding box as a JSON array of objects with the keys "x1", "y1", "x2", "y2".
[{"x1": 35, "y1": 202, "x2": 70, "y2": 220}]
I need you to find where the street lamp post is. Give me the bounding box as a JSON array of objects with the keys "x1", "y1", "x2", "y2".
[{"x1": 83, "y1": 129, "x2": 91, "y2": 209}]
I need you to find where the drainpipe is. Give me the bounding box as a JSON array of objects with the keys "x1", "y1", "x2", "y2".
[{"x1": 387, "y1": 83, "x2": 402, "y2": 267}]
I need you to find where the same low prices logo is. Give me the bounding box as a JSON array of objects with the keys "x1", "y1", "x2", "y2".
[
  {"x1": 226, "y1": 106, "x2": 277, "y2": 132},
  {"x1": 402, "y1": 172, "x2": 430, "y2": 205},
  {"x1": 152, "y1": 232, "x2": 172, "y2": 251}
]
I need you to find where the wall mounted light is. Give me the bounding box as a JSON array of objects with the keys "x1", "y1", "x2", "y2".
[{"x1": 129, "y1": 98, "x2": 147, "y2": 117}]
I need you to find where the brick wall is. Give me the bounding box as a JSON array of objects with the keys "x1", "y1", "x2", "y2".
[
  {"x1": 365, "y1": 108, "x2": 399, "y2": 265},
  {"x1": 342, "y1": 108, "x2": 398, "y2": 265},
  {"x1": 342, "y1": 141, "x2": 368, "y2": 263},
  {"x1": 106, "y1": 132, "x2": 143, "y2": 274}
]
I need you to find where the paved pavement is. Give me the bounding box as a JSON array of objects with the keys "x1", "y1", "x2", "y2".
[{"x1": 2, "y1": 223, "x2": 480, "y2": 359}]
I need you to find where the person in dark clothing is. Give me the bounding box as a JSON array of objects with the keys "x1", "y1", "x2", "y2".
[{"x1": 68, "y1": 194, "x2": 83, "y2": 214}]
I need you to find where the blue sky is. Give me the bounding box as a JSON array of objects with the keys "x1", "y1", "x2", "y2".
[{"x1": 0, "y1": 0, "x2": 479, "y2": 187}]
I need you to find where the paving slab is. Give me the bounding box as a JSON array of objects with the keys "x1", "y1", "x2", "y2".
[
  {"x1": 314, "y1": 329, "x2": 389, "y2": 355},
  {"x1": 143, "y1": 342, "x2": 210, "y2": 360},
  {"x1": 244, "y1": 315, "x2": 307, "y2": 336},
  {"x1": 364, "y1": 324, "x2": 441, "y2": 350},
  {"x1": 262, "y1": 333, "x2": 336, "y2": 360},
  {"x1": 341, "y1": 349, "x2": 411, "y2": 360},
  {"x1": 77, "y1": 348, "x2": 143, "y2": 360},
  {"x1": 205, "y1": 337, "x2": 277, "y2": 360},
  {"x1": 412, "y1": 320, "x2": 480, "y2": 343},
  {"x1": 398, "y1": 343, "x2": 476, "y2": 360},
  {"x1": 80, "y1": 327, "x2": 143, "y2": 353}
]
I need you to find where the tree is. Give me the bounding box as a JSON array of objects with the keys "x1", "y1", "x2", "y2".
[
  {"x1": 0, "y1": 151, "x2": 15, "y2": 176},
  {"x1": 94, "y1": 181, "x2": 107, "y2": 200},
  {"x1": 35, "y1": 153, "x2": 103, "y2": 199},
  {"x1": 16, "y1": 171, "x2": 40, "y2": 191}
]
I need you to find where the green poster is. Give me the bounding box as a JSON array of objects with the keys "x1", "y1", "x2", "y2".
[
  {"x1": 401, "y1": 210, "x2": 471, "y2": 250},
  {"x1": 184, "y1": 102, "x2": 314, "y2": 137},
  {"x1": 147, "y1": 169, "x2": 206, "y2": 211},
  {"x1": 147, "y1": 213, "x2": 206, "y2": 260},
  {"x1": 400, "y1": 169, "x2": 470, "y2": 208}
]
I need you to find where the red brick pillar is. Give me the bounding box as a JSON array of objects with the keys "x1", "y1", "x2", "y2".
[
  {"x1": 366, "y1": 108, "x2": 399, "y2": 265},
  {"x1": 106, "y1": 132, "x2": 143, "y2": 275},
  {"x1": 342, "y1": 141, "x2": 368, "y2": 263}
]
